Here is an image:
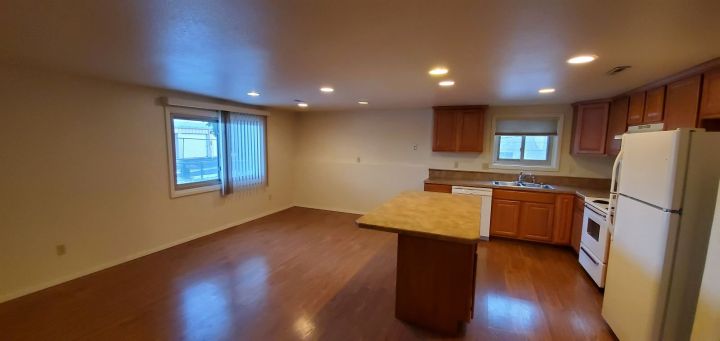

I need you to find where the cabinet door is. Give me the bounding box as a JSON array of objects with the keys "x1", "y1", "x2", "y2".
[
  {"x1": 519, "y1": 202, "x2": 555, "y2": 242},
  {"x1": 665, "y1": 75, "x2": 701, "y2": 130},
  {"x1": 607, "y1": 97, "x2": 629, "y2": 156},
  {"x1": 627, "y1": 92, "x2": 646, "y2": 125},
  {"x1": 643, "y1": 86, "x2": 666, "y2": 123},
  {"x1": 433, "y1": 110, "x2": 458, "y2": 151},
  {"x1": 552, "y1": 194, "x2": 574, "y2": 245},
  {"x1": 571, "y1": 203, "x2": 584, "y2": 253},
  {"x1": 457, "y1": 110, "x2": 484, "y2": 152},
  {"x1": 700, "y1": 68, "x2": 720, "y2": 119},
  {"x1": 572, "y1": 102, "x2": 609, "y2": 155},
  {"x1": 490, "y1": 199, "x2": 521, "y2": 238}
]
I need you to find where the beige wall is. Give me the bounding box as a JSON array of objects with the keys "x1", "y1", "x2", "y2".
[
  {"x1": 0, "y1": 65, "x2": 297, "y2": 302},
  {"x1": 294, "y1": 106, "x2": 614, "y2": 213}
]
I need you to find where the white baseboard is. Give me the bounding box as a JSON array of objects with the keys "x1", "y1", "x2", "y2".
[
  {"x1": 0, "y1": 204, "x2": 294, "y2": 304},
  {"x1": 294, "y1": 204, "x2": 366, "y2": 215}
]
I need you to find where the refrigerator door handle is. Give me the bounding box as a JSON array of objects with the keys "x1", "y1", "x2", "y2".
[{"x1": 609, "y1": 150, "x2": 623, "y2": 228}]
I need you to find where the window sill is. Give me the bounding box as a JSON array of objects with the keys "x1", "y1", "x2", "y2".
[
  {"x1": 489, "y1": 163, "x2": 560, "y2": 172},
  {"x1": 170, "y1": 184, "x2": 221, "y2": 198}
]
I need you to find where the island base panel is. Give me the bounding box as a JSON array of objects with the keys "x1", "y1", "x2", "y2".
[{"x1": 395, "y1": 234, "x2": 477, "y2": 335}]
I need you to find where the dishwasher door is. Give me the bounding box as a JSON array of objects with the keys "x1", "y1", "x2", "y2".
[{"x1": 451, "y1": 186, "x2": 493, "y2": 240}]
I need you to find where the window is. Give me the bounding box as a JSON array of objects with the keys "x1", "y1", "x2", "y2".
[
  {"x1": 167, "y1": 108, "x2": 222, "y2": 196},
  {"x1": 165, "y1": 105, "x2": 267, "y2": 198},
  {"x1": 491, "y1": 115, "x2": 562, "y2": 170}
]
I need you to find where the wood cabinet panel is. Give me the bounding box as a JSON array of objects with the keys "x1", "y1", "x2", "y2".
[
  {"x1": 490, "y1": 199, "x2": 521, "y2": 238},
  {"x1": 519, "y1": 202, "x2": 555, "y2": 242},
  {"x1": 424, "y1": 183, "x2": 452, "y2": 193},
  {"x1": 700, "y1": 68, "x2": 720, "y2": 119},
  {"x1": 643, "y1": 86, "x2": 666, "y2": 123},
  {"x1": 457, "y1": 110, "x2": 485, "y2": 152},
  {"x1": 665, "y1": 75, "x2": 701, "y2": 130},
  {"x1": 492, "y1": 189, "x2": 555, "y2": 204},
  {"x1": 433, "y1": 110, "x2": 458, "y2": 151},
  {"x1": 572, "y1": 102, "x2": 609, "y2": 155},
  {"x1": 432, "y1": 106, "x2": 487, "y2": 152},
  {"x1": 627, "y1": 92, "x2": 646, "y2": 125},
  {"x1": 570, "y1": 197, "x2": 584, "y2": 254},
  {"x1": 607, "y1": 97, "x2": 629, "y2": 156},
  {"x1": 552, "y1": 194, "x2": 574, "y2": 245}
]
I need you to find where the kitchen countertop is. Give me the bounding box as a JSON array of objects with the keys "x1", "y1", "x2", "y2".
[
  {"x1": 356, "y1": 191, "x2": 481, "y2": 244},
  {"x1": 424, "y1": 178, "x2": 610, "y2": 199}
]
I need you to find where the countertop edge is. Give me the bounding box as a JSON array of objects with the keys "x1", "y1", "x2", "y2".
[
  {"x1": 356, "y1": 221, "x2": 480, "y2": 245},
  {"x1": 424, "y1": 178, "x2": 610, "y2": 199}
]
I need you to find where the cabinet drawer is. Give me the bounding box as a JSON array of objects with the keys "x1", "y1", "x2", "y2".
[
  {"x1": 424, "y1": 183, "x2": 452, "y2": 193},
  {"x1": 492, "y1": 189, "x2": 555, "y2": 204}
]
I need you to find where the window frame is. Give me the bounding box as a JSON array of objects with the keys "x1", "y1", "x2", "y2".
[
  {"x1": 165, "y1": 107, "x2": 222, "y2": 198},
  {"x1": 490, "y1": 113, "x2": 563, "y2": 171}
]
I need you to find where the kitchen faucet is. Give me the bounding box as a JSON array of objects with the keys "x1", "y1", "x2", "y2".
[{"x1": 518, "y1": 171, "x2": 536, "y2": 184}]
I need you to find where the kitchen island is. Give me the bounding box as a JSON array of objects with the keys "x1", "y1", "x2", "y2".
[{"x1": 356, "y1": 191, "x2": 481, "y2": 335}]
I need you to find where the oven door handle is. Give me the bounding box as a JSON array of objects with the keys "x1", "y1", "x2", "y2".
[{"x1": 580, "y1": 247, "x2": 600, "y2": 266}]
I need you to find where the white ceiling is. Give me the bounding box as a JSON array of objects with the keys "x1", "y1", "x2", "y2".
[{"x1": 1, "y1": 0, "x2": 719, "y2": 111}]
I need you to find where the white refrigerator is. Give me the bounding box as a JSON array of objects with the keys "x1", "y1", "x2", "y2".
[{"x1": 602, "y1": 129, "x2": 720, "y2": 341}]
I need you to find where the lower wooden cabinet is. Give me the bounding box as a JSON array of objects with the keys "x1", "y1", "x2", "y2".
[
  {"x1": 490, "y1": 189, "x2": 575, "y2": 246},
  {"x1": 518, "y1": 202, "x2": 555, "y2": 242},
  {"x1": 489, "y1": 199, "x2": 521, "y2": 238},
  {"x1": 570, "y1": 195, "x2": 585, "y2": 253},
  {"x1": 424, "y1": 183, "x2": 452, "y2": 193}
]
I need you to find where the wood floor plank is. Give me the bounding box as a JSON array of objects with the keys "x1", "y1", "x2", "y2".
[{"x1": 0, "y1": 207, "x2": 615, "y2": 340}]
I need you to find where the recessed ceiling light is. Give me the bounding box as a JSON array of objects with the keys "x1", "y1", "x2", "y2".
[
  {"x1": 538, "y1": 88, "x2": 556, "y2": 94},
  {"x1": 439, "y1": 80, "x2": 455, "y2": 87},
  {"x1": 320, "y1": 87, "x2": 334, "y2": 93},
  {"x1": 567, "y1": 55, "x2": 597, "y2": 64},
  {"x1": 297, "y1": 102, "x2": 308, "y2": 108},
  {"x1": 247, "y1": 91, "x2": 260, "y2": 97},
  {"x1": 429, "y1": 67, "x2": 449, "y2": 76},
  {"x1": 358, "y1": 101, "x2": 369, "y2": 105}
]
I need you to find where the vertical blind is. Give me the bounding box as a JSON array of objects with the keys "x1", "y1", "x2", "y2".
[{"x1": 221, "y1": 111, "x2": 267, "y2": 195}]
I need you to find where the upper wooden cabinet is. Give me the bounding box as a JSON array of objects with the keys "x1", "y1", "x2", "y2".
[
  {"x1": 607, "y1": 97, "x2": 629, "y2": 156},
  {"x1": 643, "y1": 86, "x2": 666, "y2": 123},
  {"x1": 572, "y1": 102, "x2": 609, "y2": 155},
  {"x1": 627, "y1": 92, "x2": 646, "y2": 125},
  {"x1": 432, "y1": 106, "x2": 487, "y2": 152},
  {"x1": 665, "y1": 75, "x2": 702, "y2": 131},
  {"x1": 700, "y1": 68, "x2": 720, "y2": 119}
]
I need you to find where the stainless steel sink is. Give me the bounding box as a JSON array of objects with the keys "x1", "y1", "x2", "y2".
[
  {"x1": 491, "y1": 180, "x2": 522, "y2": 187},
  {"x1": 491, "y1": 180, "x2": 555, "y2": 190}
]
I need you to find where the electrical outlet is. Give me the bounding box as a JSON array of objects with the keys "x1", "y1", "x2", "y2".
[
  {"x1": 356, "y1": 157, "x2": 361, "y2": 163},
  {"x1": 56, "y1": 244, "x2": 66, "y2": 256},
  {"x1": 412, "y1": 144, "x2": 418, "y2": 151},
  {"x1": 454, "y1": 161, "x2": 459, "y2": 168}
]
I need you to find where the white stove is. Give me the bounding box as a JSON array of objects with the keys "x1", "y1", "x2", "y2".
[
  {"x1": 585, "y1": 197, "x2": 610, "y2": 215},
  {"x1": 579, "y1": 196, "x2": 612, "y2": 287}
]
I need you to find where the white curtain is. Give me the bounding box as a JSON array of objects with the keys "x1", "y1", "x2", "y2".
[{"x1": 222, "y1": 112, "x2": 267, "y2": 194}]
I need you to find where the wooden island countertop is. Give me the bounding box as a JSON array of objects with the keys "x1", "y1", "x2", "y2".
[
  {"x1": 355, "y1": 191, "x2": 482, "y2": 335},
  {"x1": 356, "y1": 191, "x2": 482, "y2": 244}
]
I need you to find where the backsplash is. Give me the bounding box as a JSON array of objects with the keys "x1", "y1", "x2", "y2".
[{"x1": 428, "y1": 169, "x2": 611, "y2": 190}]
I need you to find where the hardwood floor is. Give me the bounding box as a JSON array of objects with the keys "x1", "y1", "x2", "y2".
[{"x1": 0, "y1": 207, "x2": 615, "y2": 340}]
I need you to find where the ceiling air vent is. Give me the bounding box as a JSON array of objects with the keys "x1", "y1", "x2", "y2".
[{"x1": 607, "y1": 65, "x2": 632, "y2": 75}]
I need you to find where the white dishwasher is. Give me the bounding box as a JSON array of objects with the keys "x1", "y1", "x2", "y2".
[{"x1": 451, "y1": 186, "x2": 492, "y2": 240}]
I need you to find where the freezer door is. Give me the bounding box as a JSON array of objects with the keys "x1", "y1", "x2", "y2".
[
  {"x1": 617, "y1": 130, "x2": 690, "y2": 210},
  {"x1": 602, "y1": 195, "x2": 679, "y2": 341}
]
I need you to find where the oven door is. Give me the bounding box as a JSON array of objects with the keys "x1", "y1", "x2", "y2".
[{"x1": 580, "y1": 205, "x2": 610, "y2": 262}]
